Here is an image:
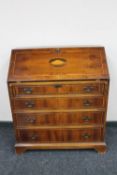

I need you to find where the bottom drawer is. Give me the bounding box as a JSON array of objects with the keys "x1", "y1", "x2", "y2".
[{"x1": 16, "y1": 128, "x2": 102, "y2": 143}]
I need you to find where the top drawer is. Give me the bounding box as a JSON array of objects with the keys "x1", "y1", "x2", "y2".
[{"x1": 11, "y1": 81, "x2": 105, "y2": 97}]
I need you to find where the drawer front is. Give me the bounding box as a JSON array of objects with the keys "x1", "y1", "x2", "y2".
[
  {"x1": 15, "y1": 111, "x2": 104, "y2": 127},
  {"x1": 16, "y1": 128, "x2": 102, "y2": 143},
  {"x1": 13, "y1": 97, "x2": 105, "y2": 110},
  {"x1": 12, "y1": 82, "x2": 104, "y2": 96}
]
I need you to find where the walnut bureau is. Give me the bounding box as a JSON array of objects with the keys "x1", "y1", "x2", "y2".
[{"x1": 7, "y1": 47, "x2": 109, "y2": 154}]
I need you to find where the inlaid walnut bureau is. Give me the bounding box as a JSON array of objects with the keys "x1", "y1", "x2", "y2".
[{"x1": 7, "y1": 47, "x2": 109, "y2": 154}]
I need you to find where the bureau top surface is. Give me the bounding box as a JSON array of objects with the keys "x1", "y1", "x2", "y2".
[{"x1": 8, "y1": 47, "x2": 109, "y2": 82}]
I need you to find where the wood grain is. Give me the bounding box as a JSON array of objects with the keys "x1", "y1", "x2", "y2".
[
  {"x1": 12, "y1": 96, "x2": 105, "y2": 110},
  {"x1": 7, "y1": 47, "x2": 109, "y2": 154},
  {"x1": 8, "y1": 47, "x2": 109, "y2": 82},
  {"x1": 14, "y1": 111, "x2": 104, "y2": 127},
  {"x1": 11, "y1": 81, "x2": 105, "y2": 97},
  {"x1": 16, "y1": 128, "x2": 102, "y2": 143}
]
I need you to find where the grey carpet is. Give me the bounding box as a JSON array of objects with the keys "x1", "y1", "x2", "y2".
[{"x1": 0, "y1": 123, "x2": 117, "y2": 175}]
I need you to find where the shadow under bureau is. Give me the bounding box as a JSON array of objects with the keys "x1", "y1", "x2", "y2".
[{"x1": 7, "y1": 47, "x2": 109, "y2": 154}]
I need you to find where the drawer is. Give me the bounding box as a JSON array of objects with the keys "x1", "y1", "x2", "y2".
[
  {"x1": 16, "y1": 128, "x2": 102, "y2": 143},
  {"x1": 11, "y1": 82, "x2": 105, "y2": 96},
  {"x1": 15, "y1": 111, "x2": 104, "y2": 127},
  {"x1": 13, "y1": 96, "x2": 105, "y2": 110}
]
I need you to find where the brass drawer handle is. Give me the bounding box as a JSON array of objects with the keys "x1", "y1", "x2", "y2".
[
  {"x1": 31, "y1": 135, "x2": 38, "y2": 140},
  {"x1": 83, "y1": 86, "x2": 94, "y2": 93},
  {"x1": 23, "y1": 88, "x2": 32, "y2": 94},
  {"x1": 25, "y1": 117, "x2": 36, "y2": 123},
  {"x1": 82, "y1": 133, "x2": 91, "y2": 139},
  {"x1": 54, "y1": 84, "x2": 62, "y2": 88},
  {"x1": 25, "y1": 101, "x2": 35, "y2": 108},
  {"x1": 83, "y1": 100, "x2": 92, "y2": 107},
  {"x1": 82, "y1": 116, "x2": 92, "y2": 122}
]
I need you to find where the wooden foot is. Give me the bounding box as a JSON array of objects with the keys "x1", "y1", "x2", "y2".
[
  {"x1": 15, "y1": 147, "x2": 26, "y2": 154},
  {"x1": 95, "y1": 145, "x2": 107, "y2": 154}
]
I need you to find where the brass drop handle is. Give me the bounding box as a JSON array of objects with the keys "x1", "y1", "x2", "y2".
[
  {"x1": 25, "y1": 117, "x2": 36, "y2": 123},
  {"x1": 31, "y1": 135, "x2": 38, "y2": 140},
  {"x1": 82, "y1": 116, "x2": 92, "y2": 122},
  {"x1": 23, "y1": 87, "x2": 32, "y2": 94},
  {"x1": 83, "y1": 86, "x2": 94, "y2": 93},
  {"x1": 54, "y1": 84, "x2": 62, "y2": 88},
  {"x1": 83, "y1": 100, "x2": 92, "y2": 107},
  {"x1": 25, "y1": 101, "x2": 35, "y2": 108},
  {"x1": 82, "y1": 133, "x2": 91, "y2": 139}
]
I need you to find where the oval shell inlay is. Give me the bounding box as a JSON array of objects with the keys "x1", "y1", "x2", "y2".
[{"x1": 49, "y1": 58, "x2": 66, "y2": 67}]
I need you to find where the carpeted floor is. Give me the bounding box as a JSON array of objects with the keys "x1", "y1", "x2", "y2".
[{"x1": 0, "y1": 123, "x2": 117, "y2": 175}]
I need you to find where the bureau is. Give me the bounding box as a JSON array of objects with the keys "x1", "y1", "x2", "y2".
[{"x1": 7, "y1": 47, "x2": 109, "y2": 154}]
